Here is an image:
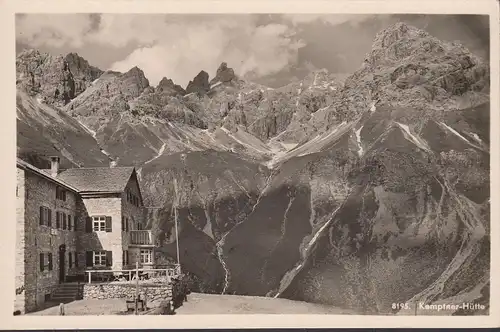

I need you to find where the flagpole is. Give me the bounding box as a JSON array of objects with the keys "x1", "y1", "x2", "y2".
[{"x1": 174, "y1": 206, "x2": 180, "y2": 273}]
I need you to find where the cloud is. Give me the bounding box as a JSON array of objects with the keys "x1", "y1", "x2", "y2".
[
  {"x1": 16, "y1": 14, "x2": 94, "y2": 48},
  {"x1": 105, "y1": 15, "x2": 306, "y2": 87},
  {"x1": 16, "y1": 14, "x2": 310, "y2": 87},
  {"x1": 281, "y1": 14, "x2": 372, "y2": 27}
]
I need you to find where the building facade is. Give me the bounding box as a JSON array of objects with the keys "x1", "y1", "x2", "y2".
[{"x1": 15, "y1": 157, "x2": 156, "y2": 313}]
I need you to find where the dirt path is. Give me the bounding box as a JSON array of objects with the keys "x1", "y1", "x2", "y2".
[
  {"x1": 174, "y1": 293, "x2": 355, "y2": 314},
  {"x1": 28, "y1": 293, "x2": 355, "y2": 315}
]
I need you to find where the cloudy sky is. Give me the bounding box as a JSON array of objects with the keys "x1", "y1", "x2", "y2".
[{"x1": 16, "y1": 14, "x2": 489, "y2": 88}]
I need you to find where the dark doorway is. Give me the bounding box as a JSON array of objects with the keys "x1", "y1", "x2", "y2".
[{"x1": 59, "y1": 244, "x2": 66, "y2": 283}]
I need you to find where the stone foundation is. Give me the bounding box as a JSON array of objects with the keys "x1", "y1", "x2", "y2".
[{"x1": 83, "y1": 282, "x2": 173, "y2": 303}]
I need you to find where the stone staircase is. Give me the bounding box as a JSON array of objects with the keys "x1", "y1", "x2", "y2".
[{"x1": 50, "y1": 283, "x2": 83, "y2": 304}]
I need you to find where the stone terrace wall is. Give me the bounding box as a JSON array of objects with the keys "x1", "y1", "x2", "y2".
[{"x1": 83, "y1": 282, "x2": 173, "y2": 303}]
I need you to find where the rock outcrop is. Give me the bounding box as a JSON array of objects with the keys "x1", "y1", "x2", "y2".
[
  {"x1": 186, "y1": 71, "x2": 210, "y2": 95},
  {"x1": 16, "y1": 49, "x2": 103, "y2": 106}
]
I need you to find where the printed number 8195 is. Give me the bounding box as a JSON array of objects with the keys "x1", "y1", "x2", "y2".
[{"x1": 392, "y1": 303, "x2": 410, "y2": 310}]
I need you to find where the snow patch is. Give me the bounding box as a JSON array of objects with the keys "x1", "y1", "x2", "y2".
[
  {"x1": 210, "y1": 81, "x2": 222, "y2": 89},
  {"x1": 469, "y1": 132, "x2": 483, "y2": 144},
  {"x1": 396, "y1": 122, "x2": 429, "y2": 151},
  {"x1": 440, "y1": 122, "x2": 470, "y2": 143},
  {"x1": 281, "y1": 143, "x2": 298, "y2": 150},
  {"x1": 354, "y1": 126, "x2": 364, "y2": 156},
  {"x1": 220, "y1": 127, "x2": 269, "y2": 154},
  {"x1": 308, "y1": 73, "x2": 319, "y2": 90},
  {"x1": 144, "y1": 142, "x2": 166, "y2": 164},
  {"x1": 78, "y1": 120, "x2": 97, "y2": 139},
  {"x1": 316, "y1": 106, "x2": 329, "y2": 113}
]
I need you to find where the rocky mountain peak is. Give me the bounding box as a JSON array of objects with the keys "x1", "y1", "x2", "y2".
[
  {"x1": 372, "y1": 22, "x2": 429, "y2": 49},
  {"x1": 119, "y1": 66, "x2": 150, "y2": 92},
  {"x1": 157, "y1": 77, "x2": 186, "y2": 96},
  {"x1": 210, "y1": 62, "x2": 236, "y2": 86},
  {"x1": 63, "y1": 52, "x2": 103, "y2": 96},
  {"x1": 16, "y1": 49, "x2": 76, "y2": 105},
  {"x1": 186, "y1": 70, "x2": 210, "y2": 95}
]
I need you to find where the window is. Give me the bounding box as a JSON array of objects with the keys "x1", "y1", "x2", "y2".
[
  {"x1": 137, "y1": 222, "x2": 143, "y2": 231},
  {"x1": 121, "y1": 217, "x2": 129, "y2": 232},
  {"x1": 62, "y1": 213, "x2": 67, "y2": 230},
  {"x1": 39, "y1": 206, "x2": 52, "y2": 227},
  {"x1": 56, "y1": 212, "x2": 61, "y2": 228},
  {"x1": 48, "y1": 253, "x2": 53, "y2": 271},
  {"x1": 122, "y1": 250, "x2": 129, "y2": 266},
  {"x1": 93, "y1": 251, "x2": 107, "y2": 266},
  {"x1": 56, "y1": 186, "x2": 67, "y2": 201},
  {"x1": 140, "y1": 249, "x2": 152, "y2": 264},
  {"x1": 74, "y1": 252, "x2": 78, "y2": 267},
  {"x1": 68, "y1": 215, "x2": 72, "y2": 231},
  {"x1": 39, "y1": 253, "x2": 44, "y2": 272},
  {"x1": 92, "y1": 216, "x2": 106, "y2": 232},
  {"x1": 86, "y1": 251, "x2": 111, "y2": 267},
  {"x1": 68, "y1": 252, "x2": 73, "y2": 268}
]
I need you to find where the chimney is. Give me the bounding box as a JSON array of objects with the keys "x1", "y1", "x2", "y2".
[{"x1": 50, "y1": 156, "x2": 60, "y2": 177}]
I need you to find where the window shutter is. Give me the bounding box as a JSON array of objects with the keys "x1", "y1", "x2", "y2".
[
  {"x1": 39, "y1": 207, "x2": 43, "y2": 225},
  {"x1": 121, "y1": 217, "x2": 124, "y2": 231},
  {"x1": 74, "y1": 218, "x2": 78, "y2": 232},
  {"x1": 39, "y1": 253, "x2": 44, "y2": 272},
  {"x1": 86, "y1": 251, "x2": 93, "y2": 267},
  {"x1": 74, "y1": 252, "x2": 79, "y2": 267},
  {"x1": 47, "y1": 209, "x2": 52, "y2": 227},
  {"x1": 56, "y1": 187, "x2": 59, "y2": 200},
  {"x1": 68, "y1": 252, "x2": 72, "y2": 268},
  {"x1": 56, "y1": 212, "x2": 60, "y2": 228},
  {"x1": 126, "y1": 218, "x2": 129, "y2": 232},
  {"x1": 68, "y1": 215, "x2": 72, "y2": 231},
  {"x1": 48, "y1": 253, "x2": 53, "y2": 271},
  {"x1": 85, "y1": 217, "x2": 92, "y2": 233},
  {"x1": 62, "y1": 214, "x2": 67, "y2": 230},
  {"x1": 105, "y1": 216, "x2": 112, "y2": 232},
  {"x1": 106, "y1": 251, "x2": 113, "y2": 267}
]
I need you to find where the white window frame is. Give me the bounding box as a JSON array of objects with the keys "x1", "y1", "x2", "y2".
[
  {"x1": 93, "y1": 251, "x2": 107, "y2": 266},
  {"x1": 140, "y1": 249, "x2": 152, "y2": 264},
  {"x1": 92, "y1": 216, "x2": 106, "y2": 232}
]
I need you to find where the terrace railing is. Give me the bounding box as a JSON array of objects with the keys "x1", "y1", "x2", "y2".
[
  {"x1": 85, "y1": 264, "x2": 181, "y2": 284},
  {"x1": 129, "y1": 230, "x2": 154, "y2": 246}
]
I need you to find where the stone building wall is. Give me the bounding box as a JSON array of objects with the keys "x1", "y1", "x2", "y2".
[
  {"x1": 21, "y1": 170, "x2": 78, "y2": 312},
  {"x1": 78, "y1": 195, "x2": 124, "y2": 270},
  {"x1": 83, "y1": 282, "x2": 173, "y2": 303},
  {"x1": 15, "y1": 169, "x2": 26, "y2": 314}
]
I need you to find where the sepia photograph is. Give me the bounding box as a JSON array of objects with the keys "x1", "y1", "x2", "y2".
[{"x1": 5, "y1": 0, "x2": 498, "y2": 328}]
